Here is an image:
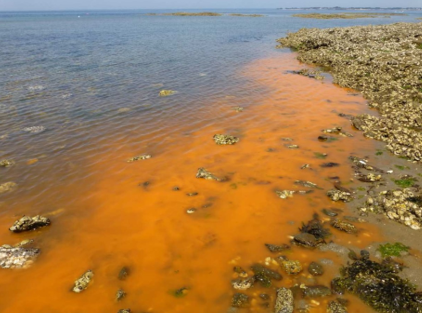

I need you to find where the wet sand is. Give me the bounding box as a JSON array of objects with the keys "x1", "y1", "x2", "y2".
[{"x1": 0, "y1": 54, "x2": 384, "y2": 312}]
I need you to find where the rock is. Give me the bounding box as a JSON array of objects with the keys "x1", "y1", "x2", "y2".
[
  {"x1": 300, "y1": 164, "x2": 311, "y2": 169},
  {"x1": 276, "y1": 190, "x2": 295, "y2": 199},
  {"x1": 9, "y1": 215, "x2": 51, "y2": 233},
  {"x1": 231, "y1": 293, "x2": 249, "y2": 308},
  {"x1": 251, "y1": 264, "x2": 282, "y2": 281},
  {"x1": 299, "y1": 214, "x2": 331, "y2": 240},
  {"x1": 186, "y1": 192, "x2": 198, "y2": 197},
  {"x1": 116, "y1": 289, "x2": 126, "y2": 301},
  {"x1": 303, "y1": 285, "x2": 332, "y2": 298},
  {"x1": 319, "y1": 243, "x2": 349, "y2": 257},
  {"x1": 308, "y1": 262, "x2": 324, "y2": 276},
  {"x1": 285, "y1": 144, "x2": 299, "y2": 149},
  {"x1": 322, "y1": 208, "x2": 342, "y2": 217},
  {"x1": 330, "y1": 219, "x2": 357, "y2": 234},
  {"x1": 281, "y1": 260, "x2": 302, "y2": 275},
  {"x1": 231, "y1": 277, "x2": 254, "y2": 290},
  {"x1": 327, "y1": 300, "x2": 348, "y2": 313},
  {"x1": 233, "y1": 106, "x2": 244, "y2": 112},
  {"x1": 265, "y1": 243, "x2": 290, "y2": 253},
  {"x1": 73, "y1": 270, "x2": 94, "y2": 293},
  {"x1": 275, "y1": 288, "x2": 294, "y2": 313},
  {"x1": 23, "y1": 126, "x2": 46, "y2": 134},
  {"x1": 327, "y1": 189, "x2": 353, "y2": 202},
  {"x1": 291, "y1": 68, "x2": 324, "y2": 80},
  {"x1": 213, "y1": 134, "x2": 239, "y2": 145},
  {"x1": 196, "y1": 168, "x2": 223, "y2": 181},
  {"x1": 0, "y1": 245, "x2": 40, "y2": 269},
  {"x1": 0, "y1": 159, "x2": 14, "y2": 167},
  {"x1": 126, "y1": 154, "x2": 151, "y2": 162},
  {"x1": 0, "y1": 182, "x2": 17, "y2": 194},
  {"x1": 292, "y1": 233, "x2": 325, "y2": 248},
  {"x1": 294, "y1": 180, "x2": 318, "y2": 188},
  {"x1": 118, "y1": 266, "x2": 130, "y2": 280},
  {"x1": 117, "y1": 310, "x2": 131, "y2": 313},
  {"x1": 322, "y1": 127, "x2": 353, "y2": 137},
  {"x1": 320, "y1": 162, "x2": 340, "y2": 168},
  {"x1": 159, "y1": 90, "x2": 176, "y2": 97}
]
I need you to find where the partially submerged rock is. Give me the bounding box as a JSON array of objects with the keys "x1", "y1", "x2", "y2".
[
  {"x1": 308, "y1": 262, "x2": 324, "y2": 276},
  {"x1": 292, "y1": 233, "x2": 325, "y2": 248},
  {"x1": 126, "y1": 154, "x2": 151, "y2": 162},
  {"x1": 116, "y1": 289, "x2": 126, "y2": 301},
  {"x1": 231, "y1": 277, "x2": 255, "y2": 290},
  {"x1": 118, "y1": 266, "x2": 130, "y2": 280},
  {"x1": 23, "y1": 126, "x2": 46, "y2": 134},
  {"x1": 0, "y1": 182, "x2": 17, "y2": 194},
  {"x1": 213, "y1": 134, "x2": 239, "y2": 145},
  {"x1": 275, "y1": 288, "x2": 294, "y2": 313},
  {"x1": 327, "y1": 189, "x2": 353, "y2": 202},
  {"x1": 290, "y1": 68, "x2": 324, "y2": 80},
  {"x1": 73, "y1": 270, "x2": 94, "y2": 293},
  {"x1": 276, "y1": 190, "x2": 295, "y2": 199},
  {"x1": 0, "y1": 244, "x2": 39, "y2": 269},
  {"x1": 0, "y1": 159, "x2": 14, "y2": 167},
  {"x1": 158, "y1": 90, "x2": 176, "y2": 96},
  {"x1": 251, "y1": 264, "x2": 282, "y2": 287},
  {"x1": 322, "y1": 127, "x2": 353, "y2": 137},
  {"x1": 9, "y1": 215, "x2": 51, "y2": 233},
  {"x1": 330, "y1": 219, "x2": 357, "y2": 234},
  {"x1": 294, "y1": 180, "x2": 318, "y2": 188},
  {"x1": 196, "y1": 168, "x2": 223, "y2": 181},
  {"x1": 299, "y1": 214, "x2": 331, "y2": 240},
  {"x1": 281, "y1": 260, "x2": 302, "y2": 275}
]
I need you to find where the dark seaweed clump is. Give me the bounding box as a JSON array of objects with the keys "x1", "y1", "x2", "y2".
[
  {"x1": 299, "y1": 213, "x2": 331, "y2": 239},
  {"x1": 332, "y1": 257, "x2": 422, "y2": 313}
]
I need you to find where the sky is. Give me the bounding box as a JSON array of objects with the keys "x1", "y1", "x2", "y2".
[{"x1": 0, "y1": 0, "x2": 421, "y2": 11}]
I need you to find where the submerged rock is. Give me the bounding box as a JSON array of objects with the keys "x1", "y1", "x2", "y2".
[
  {"x1": 308, "y1": 262, "x2": 324, "y2": 276},
  {"x1": 299, "y1": 214, "x2": 331, "y2": 240},
  {"x1": 275, "y1": 288, "x2": 294, "y2": 313},
  {"x1": 0, "y1": 182, "x2": 17, "y2": 194},
  {"x1": 290, "y1": 68, "x2": 324, "y2": 80},
  {"x1": 233, "y1": 106, "x2": 244, "y2": 112},
  {"x1": 126, "y1": 154, "x2": 151, "y2": 162},
  {"x1": 303, "y1": 285, "x2": 332, "y2": 298},
  {"x1": 265, "y1": 243, "x2": 290, "y2": 253},
  {"x1": 294, "y1": 180, "x2": 318, "y2": 188},
  {"x1": 327, "y1": 300, "x2": 348, "y2": 313},
  {"x1": 231, "y1": 293, "x2": 250, "y2": 308},
  {"x1": 196, "y1": 168, "x2": 223, "y2": 181},
  {"x1": 0, "y1": 245, "x2": 40, "y2": 269},
  {"x1": 73, "y1": 270, "x2": 94, "y2": 293},
  {"x1": 23, "y1": 126, "x2": 46, "y2": 134},
  {"x1": 118, "y1": 266, "x2": 130, "y2": 280},
  {"x1": 117, "y1": 310, "x2": 131, "y2": 313},
  {"x1": 9, "y1": 215, "x2": 51, "y2": 233},
  {"x1": 213, "y1": 134, "x2": 239, "y2": 145},
  {"x1": 322, "y1": 127, "x2": 353, "y2": 137}
]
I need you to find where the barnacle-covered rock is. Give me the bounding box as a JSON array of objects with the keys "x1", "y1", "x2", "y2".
[
  {"x1": 9, "y1": 215, "x2": 51, "y2": 233},
  {"x1": 213, "y1": 134, "x2": 239, "y2": 145},
  {"x1": 281, "y1": 260, "x2": 302, "y2": 275},
  {"x1": 73, "y1": 270, "x2": 94, "y2": 293},
  {"x1": 277, "y1": 23, "x2": 422, "y2": 162},
  {"x1": 196, "y1": 168, "x2": 223, "y2": 181},
  {"x1": 275, "y1": 288, "x2": 294, "y2": 313},
  {"x1": 0, "y1": 159, "x2": 14, "y2": 167},
  {"x1": 290, "y1": 68, "x2": 324, "y2": 80},
  {"x1": 322, "y1": 127, "x2": 353, "y2": 137},
  {"x1": 330, "y1": 219, "x2": 357, "y2": 234},
  {"x1": 327, "y1": 189, "x2": 353, "y2": 202},
  {"x1": 126, "y1": 154, "x2": 151, "y2": 162},
  {"x1": 303, "y1": 285, "x2": 332, "y2": 298},
  {"x1": 231, "y1": 293, "x2": 250, "y2": 308},
  {"x1": 276, "y1": 190, "x2": 295, "y2": 199},
  {"x1": 265, "y1": 243, "x2": 290, "y2": 253},
  {"x1": 327, "y1": 300, "x2": 348, "y2": 313},
  {"x1": 294, "y1": 180, "x2": 318, "y2": 188},
  {"x1": 308, "y1": 262, "x2": 324, "y2": 276},
  {"x1": 231, "y1": 277, "x2": 255, "y2": 290},
  {"x1": 0, "y1": 182, "x2": 17, "y2": 194},
  {"x1": 0, "y1": 244, "x2": 39, "y2": 269},
  {"x1": 292, "y1": 233, "x2": 325, "y2": 248}
]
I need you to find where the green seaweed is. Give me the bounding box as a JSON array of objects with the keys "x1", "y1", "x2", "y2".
[
  {"x1": 393, "y1": 178, "x2": 416, "y2": 188},
  {"x1": 395, "y1": 165, "x2": 409, "y2": 170},
  {"x1": 314, "y1": 152, "x2": 328, "y2": 159},
  {"x1": 378, "y1": 243, "x2": 410, "y2": 257},
  {"x1": 376, "y1": 151, "x2": 383, "y2": 155}
]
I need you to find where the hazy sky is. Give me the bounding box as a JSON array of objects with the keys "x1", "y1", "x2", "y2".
[{"x1": 1, "y1": 0, "x2": 421, "y2": 11}]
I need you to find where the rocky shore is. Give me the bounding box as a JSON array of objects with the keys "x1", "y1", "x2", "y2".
[
  {"x1": 275, "y1": 21, "x2": 422, "y2": 312},
  {"x1": 292, "y1": 13, "x2": 407, "y2": 19}
]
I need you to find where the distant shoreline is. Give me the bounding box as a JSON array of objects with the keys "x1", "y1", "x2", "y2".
[{"x1": 280, "y1": 7, "x2": 422, "y2": 11}]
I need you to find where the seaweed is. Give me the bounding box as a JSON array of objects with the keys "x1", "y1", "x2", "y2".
[
  {"x1": 299, "y1": 213, "x2": 331, "y2": 239},
  {"x1": 331, "y1": 256, "x2": 422, "y2": 312},
  {"x1": 378, "y1": 243, "x2": 410, "y2": 258},
  {"x1": 393, "y1": 178, "x2": 416, "y2": 188}
]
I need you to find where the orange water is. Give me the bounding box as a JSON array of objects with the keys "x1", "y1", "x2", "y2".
[{"x1": 0, "y1": 53, "x2": 381, "y2": 313}]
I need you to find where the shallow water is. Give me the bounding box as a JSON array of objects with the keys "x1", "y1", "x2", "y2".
[{"x1": 1, "y1": 9, "x2": 421, "y2": 313}]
